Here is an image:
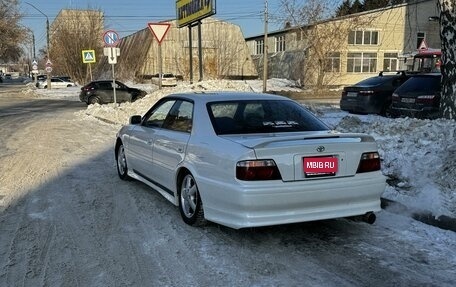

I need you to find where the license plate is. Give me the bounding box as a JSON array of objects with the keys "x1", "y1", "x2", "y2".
[
  {"x1": 303, "y1": 157, "x2": 338, "y2": 177},
  {"x1": 347, "y1": 92, "x2": 357, "y2": 97},
  {"x1": 401, "y1": 98, "x2": 415, "y2": 103}
]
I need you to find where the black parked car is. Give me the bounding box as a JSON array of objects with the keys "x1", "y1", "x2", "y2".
[
  {"x1": 79, "y1": 80, "x2": 147, "y2": 105},
  {"x1": 340, "y1": 71, "x2": 410, "y2": 116},
  {"x1": 390, "y1": 73, "x2": 441, "y2": 119}
]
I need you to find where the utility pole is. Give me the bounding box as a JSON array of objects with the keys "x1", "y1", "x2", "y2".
[
  {"x1": 263, "y1": 0, "x2": 268, "y2": 93},
  {"x1": 25, "y1": 2, "x2": 51, "y2": 89}
]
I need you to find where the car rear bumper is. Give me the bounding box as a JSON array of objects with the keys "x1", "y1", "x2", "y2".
[
  {"x1": 390, "y1": 105, "x2": 440, "y2": 119},
  {"x1": 200, "y1": 172, "x2": 386, "y2": 229},
  {"x1": 340, "y1": 97, "x2": 383, "y2": 114}
]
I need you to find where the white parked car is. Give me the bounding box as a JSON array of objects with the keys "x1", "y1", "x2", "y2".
[
  {"x1": 115, "y1": 92, "x2": 386, "y2": 229},
  {"x1": 151, "y1": 73, "x2": 177, "y2": 87},
  {"x1": 37, "y1": 77, "x2": 76, "y2": 89}
]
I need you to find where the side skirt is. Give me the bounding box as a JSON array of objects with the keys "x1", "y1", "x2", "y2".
[{"x1": 128, "y1": 170, "x2": 178, "y2": 206}]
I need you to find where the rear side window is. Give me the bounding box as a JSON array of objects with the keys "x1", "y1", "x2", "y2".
[
  {"x1": 208, "y1": 100, "x2": 329, "y2": 135},
  {"x1": 395, "y1": 76, "x2": 441, "y2": 94},
  {"x1": 96, "y1": 82, "x2": 112, "y2": 89},
  {"x1": 355, "y1": 76, "x2": 393, "y2": 86}
]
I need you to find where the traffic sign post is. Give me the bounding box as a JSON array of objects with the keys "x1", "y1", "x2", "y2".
[
  {"x1": 147, "y1": 23, "x2": 171, "y2": 90},
  {"x1": 32, "y1": 59, "x2": 38, "y2": 84},
  {"x1": 45, "y1": 59, "x2": 52, "y2": 89},
  {"x1": 103, "y1": 30, "x2": 121, "y2": 104}
]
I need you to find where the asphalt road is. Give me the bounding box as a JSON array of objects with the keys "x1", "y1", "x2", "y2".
[{"x1": 0, "y1": 83, "x2": 455, "y2": 287}]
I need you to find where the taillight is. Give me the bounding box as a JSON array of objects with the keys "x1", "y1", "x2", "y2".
[
  {"x1": 417, "y1": 95, "x2": 436, "y2": 104},
  {"x1": 236, "y1": 160, "x2": 282, "y2": 181},
  {"x1": 357, "y1": 152, "x2": 381, "y2": 173},
  {"x1": 359, "y1": 90, "x2": 375, "y2": 95}
]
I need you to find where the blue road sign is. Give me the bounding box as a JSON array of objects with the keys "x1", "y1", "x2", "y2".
[{"x1": 103, "y1": 30, "x2": 120, "y2": 46}]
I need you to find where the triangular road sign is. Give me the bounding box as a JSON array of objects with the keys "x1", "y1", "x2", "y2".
[
  {"x1": 418, "y1": 39, "x2": 428, "y2": 51},
  {"x1": 147, "y1": 23, "x2": 171, "y2": 44}
]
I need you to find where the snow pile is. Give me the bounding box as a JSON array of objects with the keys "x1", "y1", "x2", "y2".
[
  {"x1": 77, "y1": 80, "x2": 255, "y2": 125},
  {"x1": 29, "y1": 78, "x2": 456, "y2": 218},
  {"x1": 318, "y1": 109, "x2": 456, "y2": 217}
]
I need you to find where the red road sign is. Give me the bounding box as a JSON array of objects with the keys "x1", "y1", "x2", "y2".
[
  {"x1": 418, "y1": 39, "x2": 429, "y2": 51},
  {"x1": 147, "y1": 23, "x2": 171, "y2": 44}
]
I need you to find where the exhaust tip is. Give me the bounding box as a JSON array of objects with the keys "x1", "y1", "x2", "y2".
[{"x1": 363, "y1": 212, "x2": 376, "y2": 224}]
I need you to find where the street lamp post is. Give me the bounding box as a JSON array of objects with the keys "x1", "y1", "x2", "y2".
[
  {"x1": 25, "y1": 2, "x2": 51, "y2": 89},
  {"x1": 23, "y1": 27, "x2": 37, "y2": 83}
]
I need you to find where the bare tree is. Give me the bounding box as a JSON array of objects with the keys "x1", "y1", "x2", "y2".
[
  {"x1": 50, "y1": 9, "x2": 103, "y2": 83},
  {"x1": 438, "y1": 0, "x2": 456, "y2": 119},
  {"x1": 0, "y1": 0, "x2": 27, "y2": 62}
]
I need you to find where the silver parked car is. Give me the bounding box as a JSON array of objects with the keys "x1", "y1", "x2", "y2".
[{"x1": 115, "y1": 92, "x2": 385, "y2": 229}]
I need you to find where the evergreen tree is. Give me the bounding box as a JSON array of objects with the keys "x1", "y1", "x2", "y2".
[
  {"x1": 350, "y1": 0, "x2": 364, "y2": 13},
  {"x1": 335, "y1": 0, "x2": 352, "y2": 17},
  {"x1": 363, "y1": 0, "x2": 390, "y2": 11}
]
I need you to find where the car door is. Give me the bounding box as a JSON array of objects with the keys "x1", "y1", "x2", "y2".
[
  {"x1": 95, "y1": 82, "x2": 114, "y2": 103},
  {"x1": 114, "y1": 82, "x2": 131, "y2": 102},
  {"x1": 51, "y1": 78, "x2": 63, "y2": 88},
  {"x1": 152, "y1": 100, "x2": 193, "y2": 192},
  {"x1": 126, "y1": 99, "x2": 176, "y2": 182}
]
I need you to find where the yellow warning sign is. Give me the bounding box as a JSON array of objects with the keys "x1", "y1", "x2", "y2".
[{"x1": 82, "y1": 50, "x2": 96, "y2": 63}]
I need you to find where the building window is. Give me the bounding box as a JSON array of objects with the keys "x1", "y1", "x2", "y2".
[
  {"x1": 275, "y1": 35, "x2": 286, "y2": 52},
  {"x1": 417, "y1": 32, "x2": 426, "y2": 48},
  {"x1": 347, "y1": 52, "x2": 377, "y2": 73},
  {"x1": 348, "y1": 30, "x2": 379, "y2": 45},
  {"x1": 324, "y1": 52, "x2": 341, "y2": 72},
  {"x1": 255, "y1": 39, "x2": 264, "y2": 55},
  {"x1": 383, "y1": 53, "x2": 398, "y2": 72}
]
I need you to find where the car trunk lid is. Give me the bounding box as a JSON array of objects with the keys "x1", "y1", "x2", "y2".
[{"x1": 221, "y1": 131, "x2": 378, "y2": 181}]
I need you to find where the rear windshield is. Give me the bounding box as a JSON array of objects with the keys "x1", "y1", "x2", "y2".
[
  {"x1": 207, "y1": 100, "x2": 329, "y2": 135},
  {"x1": 395, "y1": 75, "x2": 441, "y2": 94},
  {"x1": 355, "y1": 76, "x2": 394, "y2": 86}
]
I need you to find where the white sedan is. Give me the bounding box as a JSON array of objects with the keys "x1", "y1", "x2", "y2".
[
  {"x1": 115, "y1": 92, "x2": 386, "y2": 229},
  {"x1": 37, "y1": 77, "x2": 76, "y2": 89}
]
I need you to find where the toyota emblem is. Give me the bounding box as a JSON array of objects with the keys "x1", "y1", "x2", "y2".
[{"x1": 316, "y1": 146, "x2": 325, "y2": 152}]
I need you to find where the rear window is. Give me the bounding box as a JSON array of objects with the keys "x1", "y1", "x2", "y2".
[
  {"x1": 208, "y1": 100, "x2": 329, "y2": 135},
  {"x1": 355, "y1": 76, "x2": 394, "y2": 86},
  {"x1": 95, "y1": 82, "x2": 113, "y2": 89},
  {"x1": 395, "y1": 75, "x2": 441, "y2": 94}
]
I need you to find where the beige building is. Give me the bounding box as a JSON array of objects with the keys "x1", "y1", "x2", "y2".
[
  {"x1": 111, "y1": 17, "x2": 257, "y2": 81},
  {"x1": 245, "y1": 0, "x2": 441, "y2": 87}
]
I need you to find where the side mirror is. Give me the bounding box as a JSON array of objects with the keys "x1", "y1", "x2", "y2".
[{"x1": 129, "y1": 115, "x2": 142, "y2": 125}]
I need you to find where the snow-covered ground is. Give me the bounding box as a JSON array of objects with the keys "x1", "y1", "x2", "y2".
[{"x1": 23, "y1": 78, "x2": 456, "y2": 218}]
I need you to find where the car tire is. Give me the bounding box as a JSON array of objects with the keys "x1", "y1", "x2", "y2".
[
  {"x1": 179, "y1": 173, "x2": 205, "y2": 226},
  {"x1": 381, "y1": 104, "x2": 393, "y2": 117},
  {"x1": 67, "y1": 84, "x2": 72, "y2": 87},
  {"x1": 88, "y1": 96, "x2": 100, "y2": 105},
  {"x1": 44, "y1": 85, "x2": 47, "y2": 89},
  {"x1": 116, "y1": 143, "x2": 131, "y2": 180}
]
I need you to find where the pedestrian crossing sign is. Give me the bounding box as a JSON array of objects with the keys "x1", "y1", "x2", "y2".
[{"x1": 82, "y1": 50, "x2": 96, "y2": 63}]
